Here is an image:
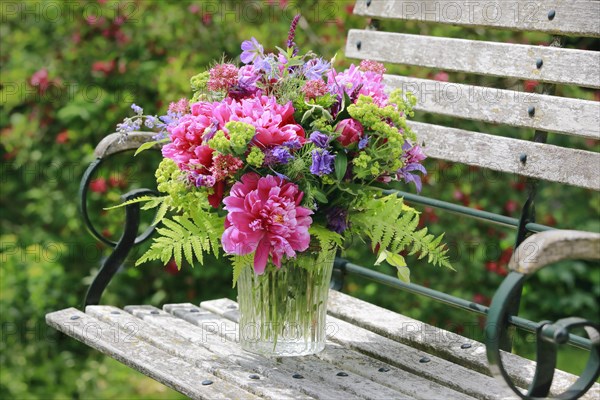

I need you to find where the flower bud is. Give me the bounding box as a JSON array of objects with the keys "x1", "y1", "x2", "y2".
[{"x1": 335, "y1": 118, "x2": 364, "y2": 147}]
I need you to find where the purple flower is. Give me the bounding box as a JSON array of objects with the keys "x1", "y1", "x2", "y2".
[
  {"x1": 326, "y1": 207, "x2": 349, "y2": 234},
  {"x1": 131, "y1": 103, "x2": 143, "y2": 115},
  {"x1": 310, "y1": 149, "x2": 334, "y2": 176},
  {"x1": 358, "y1": 136, "x2": 369, "y2": 150},
  {"x1": 397, "y1": 142, "x2": 427, "y2": 192},
  {"x1": 303, "y1": 58, "x2": 331, "y2": 80},
  {"x1": 286, "y1": 14, "x2": 301, "y2": 55},
  {"x1": 309, "y1": 131, "x2": 330, "y2": 149},
  {"x1": 272, "y1": 146, "x2": 293, "y2": 164},
  {"x1": 240, "y1": 37, "x2": 264, "y2": 64},
  {"x1": 397, "y1": 163, "x2": 427, "y2": 193},
  {"x1": 283, "y1": 138, "x2": 302, "y2": 150},
  {"x1": 254, "y1": 57, "x2": 272, "y2": 73},
  {"x1": 195, "y1": 174, "x2": 216, "y2": 188}
]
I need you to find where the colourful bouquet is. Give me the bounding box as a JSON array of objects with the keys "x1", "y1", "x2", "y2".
[{"x1": 117, "y1": 16, "x2": 451, "y2": 285}]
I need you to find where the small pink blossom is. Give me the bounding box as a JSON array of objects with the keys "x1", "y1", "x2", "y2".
[
  {"x1": 169, "y1": 98, "x2": 189, "y2": 114},
  {"x1": 222, "y1": 173, "x2": 312, "y2": 274},
  {"x1": 359, "y1": 60, "x2": 386, "y2": 75},
  {"x1": 207, "y1": 63, "x2": 239, "y2": 92},
  {"x1": 303, "y1": 79, "x2": 328, "y2": 99}
]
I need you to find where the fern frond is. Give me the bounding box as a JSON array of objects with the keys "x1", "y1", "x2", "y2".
[
  {"x1": 231, "y1": 254, "x2": 253, "y2": 288},
  {"x1": 309, "y1": 225, "x2": 343, "y2": 251},
  {"x1": 350, "y1": 194, "x2": 453, "y2": 277},
  {"x1": 135, "y1": 208, "x2": 224, "y2": 268}
]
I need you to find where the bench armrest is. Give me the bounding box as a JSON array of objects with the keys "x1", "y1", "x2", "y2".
[
  {"x1": 94, "y1": 131, "x2": 159, "y2": 159},
  {"x1": 509, "y1": 230, "x2": 600, "y2": 274}
]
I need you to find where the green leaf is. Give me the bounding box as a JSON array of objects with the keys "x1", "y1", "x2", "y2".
[
  {"x1": 335, "y1": 152, "x2": 347, "y2": 181},
  {"x1": 134, "y1": 138, "x2": 168, "y2": 156},
  {"x1": 396, "y1": 265, "x2": 411, "y2": 283},
  {"x1": 312, "y1": 188, "x2": 328, "y2": 204}
]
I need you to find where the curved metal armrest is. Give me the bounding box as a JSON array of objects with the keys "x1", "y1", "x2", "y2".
[
  {"x1": 80, "y1": 131, "x2": 162, "y2": 306},
  {"x1": 486, "y1": 229, "x2": 600, "y2": 399},
  {"x1": 509, "y1": 230, "x2": 600, "y2": 274}
]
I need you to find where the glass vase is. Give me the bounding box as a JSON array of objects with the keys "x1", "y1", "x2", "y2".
[{"x1": 237, "y1": 245, "x2": 336, "y2": 357}]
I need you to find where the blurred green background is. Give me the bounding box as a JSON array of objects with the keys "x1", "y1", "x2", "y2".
[{"x1": 1, "y1": 0, "x2": 598, "y2": 398}]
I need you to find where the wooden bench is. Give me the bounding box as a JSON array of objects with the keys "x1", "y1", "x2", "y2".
[{"x1": 47, "y1": 1, "x2": 600, "y2": 399}]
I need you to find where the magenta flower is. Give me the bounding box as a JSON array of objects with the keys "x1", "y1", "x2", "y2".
[
  {"x1": 336, "y1": 118, "x2": 364, "y2": 147},
  {"x1": 222, "y1": 173, "x2": 313, "y2": 274},
  {"x1": 328, "y1": 64, "x2": 388, "y2": 106}
]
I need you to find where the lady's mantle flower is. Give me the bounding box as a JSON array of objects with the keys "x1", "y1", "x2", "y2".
[
  {"x1": 222, "y1": 173, "x2": 313, "y2": 273},
  {"x1": 310, "y1": 149, "x2": 335, "y2": 176},
  {"x1": 240, "y1": 37, "x2": 264, "y2": 64}
]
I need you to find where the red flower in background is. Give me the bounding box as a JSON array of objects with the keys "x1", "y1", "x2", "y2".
[{"x1": 90, "y1": 178, "x2": 108, "y2": 193}]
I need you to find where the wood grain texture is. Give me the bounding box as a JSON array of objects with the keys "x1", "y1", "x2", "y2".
[
  {"x1": 45, "y1": 308, "x2": 256, "y2": 400},
  {"x1": 87, "y1": 305, "x2": 309, "y2": 400},
  {"x1": 203, "y1": 298, "x2": 502, "y2": 400},
  {"x1": 354, "y1": 0, "x2": 600, "y2": 37},
  {"x1": 94, "y1": 132, "x2": 160, "y2": 159},
  {"x1": 408, "y1": 121, "x2": 600, "y2": 190},
  {"x1": 509, "y1": 230, "x2": 600, "y2": 274},
  {"x1": 346, "y1": 30, "x2": 600, "y2": 88},
  {"x1": 327, "y1": 290, "x2": 600, "y2": 400},
  {"x1": 384, "y1": 75, "x2": 600, "y2": 139},
  {"x1": 179, "y1": 302, "x2": 413, "y2": 400}
]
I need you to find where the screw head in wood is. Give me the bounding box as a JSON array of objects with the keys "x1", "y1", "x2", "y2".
[
  {"x1": 548, "y1": 10, "x2": 556, "y2": 20},
  {"x1": 536, "y1": 59, "x2": 543, "y2": 69},
  {"x1": 528, "y1": 106, "x2": 536, "y2": 117},
  {"x1": 336, "y1": 372, "x2": 349, "y2": 377},
  {"x1": 292, "y1": 373, "x2": 304, "y2": 379},
  {"x1": 70, "y1": 315, "x2": 80, "y2": 320},
  {"x1": 356, "y1": 41, "x2": 362, "y2": 50},
  {"x1": 249, "y1": 374, "x2": 260, "y2": 380},
  {"x1": 189, "y1": 309, "x2": 199, "y2": 313},
  {"x1": 419, "y1": 357, "x2": 431, "y2": 363},
  {"x1": 201, "y1": 380, "x2": 213, "y2": 386},
  {"x1": 227, "y1": 304, "x2": 237, "y2": 309},
  {"x1": 378, "y1": 367, "x2": 390, "y2": 372},
  {"x1": 150, "y1": 310, "x2": 159, "y2": 315},
  {"x1": 111, "y1": 311, "x2": 120, "y2": 314},
  {"x1": 460, "y1": 343, "x2": 472, "y2": 349},
  {"x1": 519, "y1": 153, "x2": 528, "y2": 164},
  {"x1": 366, "y1": 0, "x2": 372, "y2": 6}
]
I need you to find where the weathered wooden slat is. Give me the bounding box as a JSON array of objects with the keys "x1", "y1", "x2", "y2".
[
  {"x1": 86, "y1": 305, "x2": 308, "y2": 400},
  {"x1": 408, "y1": 121, "x2": 600, "y2": 191},
  {"x1": 327, "y1": 290, "x2": 600, "y2": 400},
  {"x1": 202, "y1": 298, "x2": 476, "y2": 400},
  {"x1": 384, "y1": 75, "x2": 600, "y2": 139},
  {"x1": 184, "y1": 303, "x2": 412, "y2": 400},
  {"x1": 346, "y1": 30, "x2": 600, "y2": 89},
  {"x1": 45, "y1": 308, "x2": 256, "y2": 400},
  {"x1": 145, "y1": 302, "x2": 406, "y2": 400},
  {"x1": 94, "y1": 131, "x2": 159, "y2": 158},
  {"x1": 354, "y1": 0, "x2": 600, "y2": 37},
  {"x1": 202, "y1": 298, "x2": 505, "y2": 400}
]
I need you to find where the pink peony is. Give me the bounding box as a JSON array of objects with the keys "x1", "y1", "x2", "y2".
[
  {"x1": 227, "y1": 95, "x2": 305, "y2": 148},
  {"x1": 336, "y1": 118, "x2": 364, "y2": 147},
  {"x1": 222, "y1": 173, "x2": 312, "y2": 274}
]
